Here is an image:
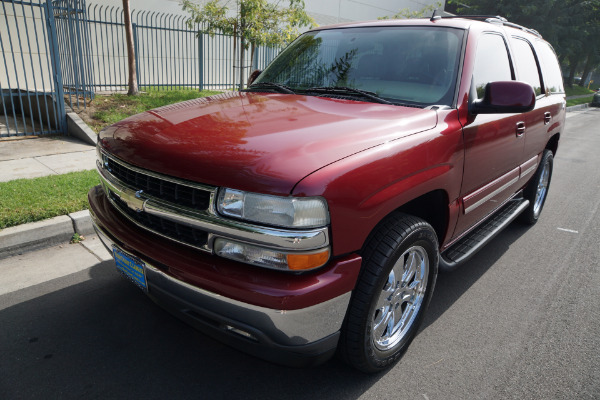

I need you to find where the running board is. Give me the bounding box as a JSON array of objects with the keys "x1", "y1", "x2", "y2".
[{"x1": 439, "y1": 197, "x2": 530, "y2": 271}]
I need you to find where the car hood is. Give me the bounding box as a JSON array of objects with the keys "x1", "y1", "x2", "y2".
[{"x1": 99, "y1": 91, "x2": 437, "y2": 195}]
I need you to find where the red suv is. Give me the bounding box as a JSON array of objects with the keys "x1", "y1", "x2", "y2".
[{"x1": 89, "y1": 16, "x2": 565, "y2": 373}]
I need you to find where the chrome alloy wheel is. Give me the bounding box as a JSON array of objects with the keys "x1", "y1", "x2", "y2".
[
  {"x1": 533, "y1": 159, "x2": 550, "y2": 217},
  {"x1": 371, "y1": 245, "x2": 429, "y2": 352}
]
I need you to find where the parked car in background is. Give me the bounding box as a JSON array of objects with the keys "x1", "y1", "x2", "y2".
[
  {"x1": 89, "y1": 15, "x2": 566, "y2": 373},
  {"x1": 592, "y1": 92, "x2": 600, "y2": 107}
]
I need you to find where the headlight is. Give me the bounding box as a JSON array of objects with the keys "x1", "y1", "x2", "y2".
[
  {"x1": 96, "y1": 144, "x2": 109, "y2": 169},
  {"x1": 217, "y1": 188, "x2": 329, "y2": 228}
]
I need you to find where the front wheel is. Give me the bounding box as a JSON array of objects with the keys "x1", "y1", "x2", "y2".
[
  {"x1": 338, "y1": 213, "x2": 438, "y2": 373},
  {"x1": 520, "y1": 149, "x2": 553, "y2": 225}
]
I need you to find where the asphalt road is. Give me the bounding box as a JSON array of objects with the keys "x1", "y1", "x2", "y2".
[{"x1": 1, "y1": 108, "x2": 599, "y2": 400}]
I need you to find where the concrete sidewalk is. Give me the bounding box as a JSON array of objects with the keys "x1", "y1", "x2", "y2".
[
  {"x1": 566, "y1": 93, "x2": 596, "y2": 100},
  {"x1": 0, "y1": 136, "x2": 96, "y2": 182}
]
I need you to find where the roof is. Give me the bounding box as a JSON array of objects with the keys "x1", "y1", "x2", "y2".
[{"x1": 310, "y1": 15, "x2": 543, "y2": 39}]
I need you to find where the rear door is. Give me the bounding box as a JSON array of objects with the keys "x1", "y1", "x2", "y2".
[
  {"x1": 530, "y1": 39, "x2": 566, "y2": 153},
  {"x1": 508, "y1": 36, "x2": 548, "y2": 188}
]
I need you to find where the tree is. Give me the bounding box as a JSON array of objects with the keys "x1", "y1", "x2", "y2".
[
  {"x1": 578, "y1": 53, "x2": 597, "y2": 87},
  {"x1": 183, "y1": 0, "x2": 315, "y2": 90},
  {"x1": 380, "y1": 1, "x2": 443, "y2": 20},
  {"x1": 447, "y1": 0, "x2": 600, "y2": 87},
  {"x1": 577, "y1": 2, "x2": 600, "y2": 87},
  {"x1": 122, "y1": 0, "x2": 138, "y2": 95}
]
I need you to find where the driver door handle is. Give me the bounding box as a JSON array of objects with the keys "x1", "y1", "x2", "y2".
[{"x1": 516, "y1": 121, "x2": 526, "y2": 137}]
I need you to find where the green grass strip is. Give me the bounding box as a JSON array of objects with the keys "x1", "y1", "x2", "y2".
[
  {"x1": 0, "y1": 170, "x2": 99, "y2": 230},
  {"x1": 566, "y1": 95, "x2": 595, "y2": 107},
  {"x1": 565, "y1": 86, "x2": 595, "y2": 97}
]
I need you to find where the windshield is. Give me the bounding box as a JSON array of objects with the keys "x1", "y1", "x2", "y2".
[{"x1": 255, "y1": 26, "x2": 464, "y2": 107}]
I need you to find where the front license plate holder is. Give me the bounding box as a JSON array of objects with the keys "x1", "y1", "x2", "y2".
[{"x1": 112, "y1": 246, "x2": 148, "y2": 290}]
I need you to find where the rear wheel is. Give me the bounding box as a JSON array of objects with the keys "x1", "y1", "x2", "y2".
[
  {"x1": 520, "y1": 149, "x2": 553, "y2": 225},
  {"x1": 339, "y1": 213, "x2": 438, "y2": 373}
]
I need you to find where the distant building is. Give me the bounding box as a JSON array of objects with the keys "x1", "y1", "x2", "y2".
[{"x1": 96, "y1": 0, "x2": 445, "y2": 26}]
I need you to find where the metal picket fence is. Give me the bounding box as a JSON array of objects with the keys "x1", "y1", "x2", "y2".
[
  {"x1": 1, "y1": 0, "x2": 282, "y2": 137},
  {"x1": 53, "y1": 0, "x2": 95, "y2": 110},
  {"x1": 87, "y1": 4, "x2": 281, "y2": 94},
  {"x1": 1, "y1": 0, "x2": 65, "y2": 136}
]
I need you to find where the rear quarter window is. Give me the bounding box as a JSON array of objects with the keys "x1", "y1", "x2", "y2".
[
  {"x1": 533, "y1": 41, "x2": 564, "y2": 94},
  {"x1": 510, "y1": 37, "x2": 543, "y2": 96}
]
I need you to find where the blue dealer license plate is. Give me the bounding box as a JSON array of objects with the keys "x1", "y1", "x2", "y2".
[{"x1": 113, "y1": 246, "x2": 147, "y2": 290}]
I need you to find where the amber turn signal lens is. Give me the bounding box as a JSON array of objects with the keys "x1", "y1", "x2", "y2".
[{"x1": 286, "y1": 249, "x2": 330, "y2": 271}]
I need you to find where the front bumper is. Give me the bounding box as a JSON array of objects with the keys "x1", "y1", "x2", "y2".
[{"x1": 89, "y1": 185, "x2": 362, "y2": 366}]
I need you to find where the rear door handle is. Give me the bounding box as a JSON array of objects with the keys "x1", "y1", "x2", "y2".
[
  {"x1": 516, "y1": 121, "x2": 526, "y2": 137},
  {"x1": 544, "y1": 112, "x2": 552, "y2": 125}
]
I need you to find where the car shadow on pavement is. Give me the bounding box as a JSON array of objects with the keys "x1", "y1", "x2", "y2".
[
  {"x1": 0, "y1": 260, "x2": 380, "y2": 399},
  {"x1": 0, "y1": 223, "x2": 531, "y2": 399},
  {"x1": 422, "y1": 222, "x2": 530, "y2": 331}
]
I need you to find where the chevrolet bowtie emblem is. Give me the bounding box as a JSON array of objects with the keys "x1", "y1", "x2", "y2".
[{"x1": 122, "y1": 190, "x2": 145, "y2": 212}]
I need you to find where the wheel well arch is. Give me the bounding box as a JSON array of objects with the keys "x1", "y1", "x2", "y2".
[
  {"x1": 361, "y1": 189, "x2": 449, "y2": 253},
  {"x1": 546, "y1": 132, "x2": 560, "y2": 155},
  {"x1": 395, "y1": 189, "x2": 449, "y2": 244}
]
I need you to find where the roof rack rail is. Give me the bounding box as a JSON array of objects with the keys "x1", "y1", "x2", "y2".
[
  {"x1": 439, "y1": 15, "x2": 506, "y2": 22},
  {"x1": 501, "y1": 21, "x2": 542, "y2": 38},
  {"x1": 437, "y1": 15, "x2": 542, "y2": 38}
]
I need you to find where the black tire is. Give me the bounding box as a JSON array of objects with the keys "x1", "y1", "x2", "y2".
[
  {"x1": 520, "y1": 149, "x2": 553, "y2": 225},
  {"x1": 338, "y1": 213, "x2": 438, "y2": 373}
]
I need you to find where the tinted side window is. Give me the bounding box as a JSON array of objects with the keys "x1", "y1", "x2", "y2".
[
  {"x1": 511, "y1": 37, "x2": 542, "y2": 96},
  {"x1": 534, "y1": 41, "x2": 564, "y2": 94},
  {"x1": 472, "y1": 34, "x2": 513, "y2": 99}
]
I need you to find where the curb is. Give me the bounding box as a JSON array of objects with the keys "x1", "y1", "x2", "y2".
[
  {"x1": 67, "y1": 112, "x2": 97, "y2": 146},
  {"x1": 566, "y1": 103, "x2": 590, "y2": 112},
  {"x1": 0, "y1": 210, "x2": 94, "y2": 259}
]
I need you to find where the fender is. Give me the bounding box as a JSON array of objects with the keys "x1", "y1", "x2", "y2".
[{"x1": 293, "y1": 109, "x2": 465, "y2": 256}]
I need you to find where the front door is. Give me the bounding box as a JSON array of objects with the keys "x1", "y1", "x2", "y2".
[{"x1": 454, "y1": 33, "x2": 525, "y2": 237}]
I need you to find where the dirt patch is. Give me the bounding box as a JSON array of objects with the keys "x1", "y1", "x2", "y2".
[
  {"x1": 71, "y1": 98, "x2": 105, "y2": 133},
  {"x1": 70, "y1": 89, "x2": 221, "y2": 133}
]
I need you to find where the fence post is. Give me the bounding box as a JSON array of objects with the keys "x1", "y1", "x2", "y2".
[
  {"x1": 132, "y1": 22, "x2": 141, "y2": 90},
  {"x1": 44, "y1": 0, "x2": 67, "y2": 133},
  {"x1": 252, "y1": 47, "x2": 258, "y2": 71},
  {"x1": 198, "y1": 34, "x2": 203, "y2": 91}
]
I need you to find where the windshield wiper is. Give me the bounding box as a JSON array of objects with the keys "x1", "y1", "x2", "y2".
[
  {"x1": 303, "y1": 86, "x2": 394, "y2": 105},
  {"x1": 245, "y1": 82, "x2": 295, "y2": 94}
]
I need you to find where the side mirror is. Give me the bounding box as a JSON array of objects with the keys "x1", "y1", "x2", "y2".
[
  {"x1": 247, "y1": 69, "x2": 262, "y2": 86},
  {"x1": 470, "y1": 81, "x2": 535, "y2": 115}
]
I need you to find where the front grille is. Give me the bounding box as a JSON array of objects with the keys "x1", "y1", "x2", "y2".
[
  {"x1": 101, "y1": 154, "x2": 215, "y2": 250},
  {"x1": 109, "y1": 191, "x2": 209, "y2": 248},
  {"x1": 107, "y1": 158, "x2": 211, "y2": 210}
]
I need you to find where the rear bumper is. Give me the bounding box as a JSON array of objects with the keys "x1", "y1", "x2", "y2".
[{"x1": 89, "y1": 185, "x2": 362, "y2": 366}]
